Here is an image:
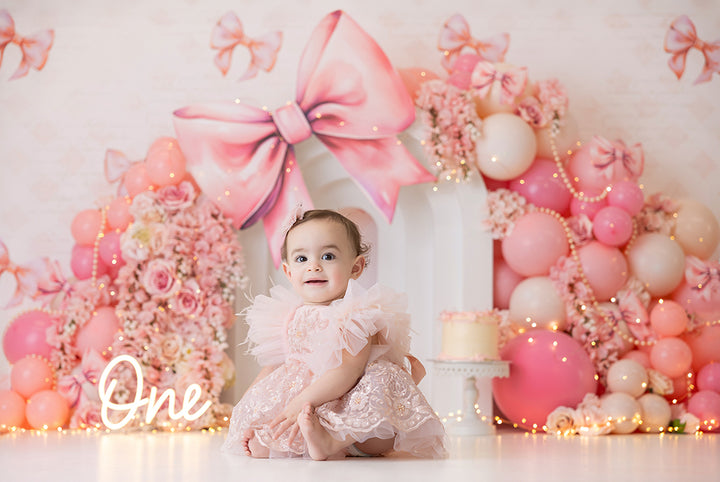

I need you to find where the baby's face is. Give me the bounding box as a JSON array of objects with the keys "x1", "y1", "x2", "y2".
[{"x1": 282, "y1": 218, "x2": 364, "y2": 305}]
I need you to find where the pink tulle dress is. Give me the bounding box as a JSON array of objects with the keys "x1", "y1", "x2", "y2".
[{"x1": 222, "y1": 280, "x2": 448, "y2": 459}]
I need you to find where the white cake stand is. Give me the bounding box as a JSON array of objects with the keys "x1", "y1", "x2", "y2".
[{"x1": 430, "y1": 359, "x2": 510, "y2": 436}]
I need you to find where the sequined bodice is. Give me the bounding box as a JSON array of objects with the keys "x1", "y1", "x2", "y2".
[{"x1": 286, "y1": 305, "x2": 331, "y2": 358}]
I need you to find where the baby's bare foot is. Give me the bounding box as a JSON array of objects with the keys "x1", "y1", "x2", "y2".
[{"x1": 297, "y1": 403, "x2": 342, "y2": 461}]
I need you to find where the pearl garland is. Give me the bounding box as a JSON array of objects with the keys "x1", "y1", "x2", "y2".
[{"x1": 91, "y1": 208, "x2": 108, "y2": 287}]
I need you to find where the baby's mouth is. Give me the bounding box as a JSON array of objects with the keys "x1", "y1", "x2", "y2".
[{"x1": 305, "y1": 279, "x2": 327, "y2": 285}]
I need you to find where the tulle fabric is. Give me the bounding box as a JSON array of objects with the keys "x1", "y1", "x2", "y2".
[{"x1": 223, "y1": 280, "x2": 448, "y2": 459}]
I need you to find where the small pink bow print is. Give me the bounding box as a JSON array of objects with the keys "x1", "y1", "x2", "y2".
[
  {"x1": 589, "y1": 136, "x2": 644, "y2": 183},
  {"x1": 470, "y1": 61, "x2": 528, "y2": 105},
  {"x1": 104, "y1": 149, "x2": 139, "y2": 197},
  {"x1": 0, "y1": 10, "x2": 54, "y2": 80},
  {"x1": 664, "y1": 15, "x2": 720, "y2": 84},
  {"x1": 685, "y1": 255, "x2": 720, "y2": 301},
  {"x1": 438, "y1": 14, "x2": 509, "y2": 72},
  {"x1": 211, "y1": 11, "x2": 282, "y2": 81},
  {"x1": 58, "y1": 349, "x2": 107, "y2": 409},
  {"x1": 616, "y1": 291, "x2": 652, "y2": 342}
]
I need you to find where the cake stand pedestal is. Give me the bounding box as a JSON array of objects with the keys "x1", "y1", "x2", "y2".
[{"x1": 430, "y1": 360, "x2": 510, "y2": 436}]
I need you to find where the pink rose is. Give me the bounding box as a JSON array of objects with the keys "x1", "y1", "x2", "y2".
[
  {"x1": 516, "y1": 96, "x2": 548, "y2": 128},
  {"x1": 546, "y1": 406, "x2": 577, "y2": 435},
  {"x1": 141, "y1": 259, "x2": 178, "y2": 297},
  {"x1": 171, "y1": 280, "x2": 203, "y2": 317},
  {"x1": 157, "y1": 181, "x2": 195, "y2": 212},
  {"x1": 70, "y1": 399, "x2": 103, "y2": 429},
  {"x1": 537, "y1": 78, "x2": 568, "y2": 117}
]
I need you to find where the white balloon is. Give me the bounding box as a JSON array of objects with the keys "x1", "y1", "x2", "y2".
[
  {"x1": 601, "y1": 392, "x2": 642, "y2": 434},
  {"x1": 637, "y1": 393, "x2": 672, "y2": 433},
  {"x1": 606, "y1": 359, "x2": 648, "y2": 397},
  {"x1": 626, "y1": 233, "x2": 686, "y2": 296},
  {"x1": 508, "y1": 276, "x2": 566, "y2": 331},
  {"x1": 475, "y1": 113, "x2": 537, "y2": 180}
]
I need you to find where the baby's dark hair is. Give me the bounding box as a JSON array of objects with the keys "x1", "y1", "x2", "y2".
[{"x1": 280, "y1": 209, "x2": 370, "y2": 262}]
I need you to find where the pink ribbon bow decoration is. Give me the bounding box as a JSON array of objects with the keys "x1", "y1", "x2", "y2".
[
  {"x1": 0, "y1": 239, "x2": 70, "y2": 307},
  {"x1": 614, "y1": 291, "x2": 652, "y2": 342},
  {"x1": 211, "y1": 11, "x2": 282, "y2": 81},
  {"x1": 470, "y1": 61, "x2": 528, "y2": 105},
  {"x1": 664, "y1": 15, "x2": 720, "y2": 85},
  {"x1": 589, "y1": 136, "x2": 644, "y2": 183},
  {"x1": 57, "y1": 349, "x2": 107, "y2": 409},
  {"x1": 438, "y1": 14, "x2": 509, "y2": 72},
  {"x1": 686, "y1": 255, "x2": 720, "y2": 302},
  {"x1": 174, "y1": 10, "x2": 435, "y2": 265},
  {"x1": 0, "y1": 9, "x2": 54, "y2": 80},
  {"x1": 104, "y1": 149, "x2": 137, "y2": 197}
]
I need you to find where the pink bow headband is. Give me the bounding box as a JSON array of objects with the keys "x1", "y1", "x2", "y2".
[
  {"x1": 174, "y1": 10, "x2": 434, "y2": 266},
  {"x1": 437, "y1": 14, "x2": 509, "y2": 72},
  {"x1": 664, "y1": 15, "x2": 720, "y2": 84},
  {"x1": 0, "y1": 10, "x2": 54, "y2": 80}
]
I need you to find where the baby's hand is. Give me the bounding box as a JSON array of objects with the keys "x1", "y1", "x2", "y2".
[{"x1": 268, "y1": 398, "x2": 304, "y2": 442}]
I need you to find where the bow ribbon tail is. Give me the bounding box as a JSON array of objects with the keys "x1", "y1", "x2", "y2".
[
  {"x1": 260, "y1": 149, "x2": 314, "y2": 266},
  {"x1": 319, "y1": 136, "x2": 435, "y2": 223},
  {"x1": 10, "y1": 29, "x2": 54, "y2": 80},
  {"x1": 694, "y1": 41, "x2": 720, "y2": 84}
]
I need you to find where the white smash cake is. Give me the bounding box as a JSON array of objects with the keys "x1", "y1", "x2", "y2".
[{"x1": 438, "y1": 311, "x2": 500, "y2": 361}]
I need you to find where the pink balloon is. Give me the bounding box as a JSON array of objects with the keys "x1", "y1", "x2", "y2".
[
  {"x1": 3, "y1": 310, "x2": 54, "y2": 364},
  {"x1": 146, "y1": 137, "x2": 187, "y2": 187},
  {"x1": 671, "y1": 281, "x2": 720, "y2": 322},
  {"x1": 682, "y1": 325, "x2": 720, "y2": 371},
  {"x1": 0, "y1": 390, "x2": 26, "y2": 428},
  {"x1": 493, "y1": 258, "x2": 524, "y2": 310},
  {"x1": 502, "y1": 212, "x2": 569, "y2": 277},
  {"x1": 697, "y1": 362, "x2": 720, "y2": 394},
  {"x1": 687, "y1": 390, "x2": 720, "y2": 432},
  {"x1": 492, "y1": 329, "x2": 597, "y2": 429},
  {"x1": 71, "y1": 244, "x2": 108, "y2": 280},
  {"x1": 107, "y1": 197, "x2": 132, "y2": 231},
  {"x1": 509, "y1": 158, "x2": 572, "y2": 215},
  {"x1": 75, "y1": 306, "x2": 120, "y2": 356},
  {"x1": 649, "y1": 300, "x2": 689, "y2": 337},
  {"x1": 607, "y1": 180, "x2": 644, "y2": 216},
  {"x1": 451, "y1": 53, "x2": 482, "y2": 73},
  {"x1": 568, "y1": 141, "x2": 639, "y2": 194},
  {"x1": 570, "y1": 189, "x2": 608, "y2": 220},
  {"x1": 622, "y1": 349, "x2": 651, "y2": 369},
  {"x1": 99, "y1": 231, "x2": 124, "y2": 268},
  {"x1": 650, "y1": 337, "x2": 693, "y2": 379},
  {"x1": 25, "y1": 390, "x2": 69, "y2": 430},
  {"x1": 124, "y1": 163, "x2": 154, "y2": 198},
  {"x1": 577, "y1": 241, "x2": 629, "y2": 301},
  {"x1": 10, "y1": 355, "x2": 54, "y2": 399},
  {"x1": 592, "y1": 206, "x2": 633, "y2": 247},
  {"x1": 666, "y1": 373, "x2": 693, "y2": 402},
  {"x1": 71, "y1": 209, "x2": 103, "y2": 246}
]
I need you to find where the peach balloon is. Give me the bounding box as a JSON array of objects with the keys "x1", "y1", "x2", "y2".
[
  {"x1": 637, "y1": 393, "x2": 671, "y2": 433},
  {"x1": 508, "y1": 276, "x2": 567, "y2": 331},
  {"x1": 535, "y1": 113, "x2": 579, "y2": 160},
  {"x1": 622, "y1": 349, "x2": 651, "y2": 369},
  {"x1": 601, "y1": 392, "x2": 642, "y2": 434},
  {"x1": 566, "y1": 142, "x2": 610, "y2": 194},
  {"x1": 649, "y1": 299, "x2": 688, "y2": 337},
  {"x1": 606, "y1": 359, "x2": 648, "y2": 397},
  {"x1": 146, "y1": 137, "x2": 187, "y2": 187},
  {"x1": 0, "y1": 390, "x2": 26, "y2": 428},
  {"x1": 10, "y1": 355, "x2": 54, "y2": 399},
  {"x1": 697, "y1": 362, "x2": 720, "y2": 394},
  {"x1": 71, "y1": 209, "x2": 103, "y2": 246},
  {"x1": 682, "y1": 325, "x2": 720, "y2": 371},
  {"x1": 626, "y1": 233, "x2": 685, "y2": 297},
  {"x1": 107, "y1": 197, "x2": 132, "y2": 231},
  {"x1": 673, "y1": 199, "x2": 720, "y2": 259},
  {"x1": 577, "y1": 241, "x2": 628, "y2": 301},
  {"x1": 475, "y1": 113, "x2": 537, "y2": 180},
  {"x1": 124, "y1": 163, "x2": 154, "y2": 198},
  {"x1": 501, "y1": 211, "x2": 569, "y2": 277},
  {"x1": 26, "y1": 390, "x2": 69, "y2": 430},
  {"x1": 493, "y1": 258, "x2": 524, "y2": 310},
  {"x1": 75, "y1": 306, "x2": 120, "y2": 356},
  {"x1": 473, "y1": 63, "x2": 533, "y2": 117},
  {"x1": 687, "y1": 390, "x2": 720, "y2": 432},
  {"x1": 397, "y1": 67, "x2": 441, "y2": 100},
  {"x1": 650, "y1": 337, "x2": 693, "y2": 379}
]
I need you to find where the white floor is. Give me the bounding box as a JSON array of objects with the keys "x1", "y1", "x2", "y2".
[{"x1": 1, "y1": 428, "x2": 718, "y2": 482}]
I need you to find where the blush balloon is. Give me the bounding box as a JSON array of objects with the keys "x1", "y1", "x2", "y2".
[
  {"x1": 592, "y1": 206, "x2": 633, "y2": 247},
  {"x1": 145, "y1": 137, "x2": 187, "y2": 187},
  {"x1": 475, "y1": 113, "x2": 537, "y2": 180},
  {"x1": 3, "y1": 310, "x2": 54, "y2": 364},
  {"x1": 75, "y1": 307, "x2": 120, "y2": 356},
  {"x1": 10, "y1": 355, "x2": 54, "y2": 399},
  {"x1": 697, "y1": 363, "x2": 720, "y2": 394},
  {"x1": 509, "y1": 158, "x2": 571, "y2": 215},
  {"x1": 682, "y1": 325, "x2": 720, "y2": 371},
  {"x1": 673, "y1": 199, "x2": 720, "y2": 260},
  {"x1": 508, "y1": 276, "x2": 566, "y2": 331},
  {"x1": 107, "y1": 197, "x2": 132, "y2": 231},
  {"x1": 607, "y1": 180, "x2": 644, "y2": 216},
  {"x1": 626, "y1": 233, "x2": 685, "y2": 297},
  {"x1": 71, "y1": 209, "x2": 103, "y2": 246},
  {"x1": 98, "y1": 231, "x2": 124, "y2": 269},
  {"x1": 493, "y1": 258, "x2": 524, "y2": 310},
  {"x1": 650, "y1": 337, "x2": 693, "y2": 379},
  {"x1": 25, "y1": 390, "x2": 69, "y2": 430},
  {"x1": 124, "y1": 163, "x2": 154, "y2": 198},
  {"x1": 502, "y1": 211, "x2": 569, "y2": 277},
  {"x1": 622, "y1": 349, "x2": 651, "y2": 369},
  {"x1": 577, "y1": 241, "x2": 628, "y2": 301},
  {"x1": 649, "y1": 300, "x2": 689, "y2": 337},
  {"x1": 687, "y1": 390, "x2": 720, "y2": 432},
  {"x1": 71, "y1": 244, "x2": 108, "y2": 280}
]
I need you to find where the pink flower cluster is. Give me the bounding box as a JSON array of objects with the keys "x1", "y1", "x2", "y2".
[
  {"x1": 546, "y1": 393, "x2": 612, "y2": 436},
  {"x1": 636, "y1": 192, "x2": 678, "y2": 235},
  {"x1": 516, "y1": 78, "x2": 569, "y2": 129},
  {"x1": 482, "y1": 188, "x2": 534, "y2": 239},
  {"x1": 415, "y1": 79, "x2": 482, "y2": 182}
]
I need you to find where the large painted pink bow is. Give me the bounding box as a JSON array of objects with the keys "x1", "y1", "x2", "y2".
[
  {"x1": 211, "y1": 11, "x2": 282, "y2": 81},
  {"x1": 438, "y1": 14, "x2": 509, "y2": 72},
  {"x1": 174, "y1": 10, "x2": 434, "y2": 265},
  {"x1": 470, "y1": 61, "x2": 528, "y2": 105},
  {"x1": 589, "y1": 136, "x2": 644, "y2": 182},
  {"x1": 686, "y1": 255, "x2": 720, "y2": 301},
  {"x1": 57, "y1": 349, "x2": 106, "y2": 409},
  {"x1": 0, "y1": 10, "x2": 54, "y2": 80},
  {"x1": 664, "y1": 15, "x2": 720, "y2": 85}
]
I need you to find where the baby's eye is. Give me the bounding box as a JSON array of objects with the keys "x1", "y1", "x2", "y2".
[
  {"x1": 295, "y1": 255, "x2": 307, "y2": 263},
  {"x1": 321, "y1": 253, "x2": 335, "y2": 261}
]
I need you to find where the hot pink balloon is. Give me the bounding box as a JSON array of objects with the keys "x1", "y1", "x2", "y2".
[
  {"x1": 124, "y1": 163, "x2": 154, "y2": 198},
  {"x1": 71, "y1": 244, "x2": 108, "y2": 280},
  {"x1": 650, "y1": 337, "x2": 693, "y2": 379},
  {"x1": 570, "y1": 189, "x2": 608, "y2": 220},
  {"x1": 608, "y1": 180, "x2": 644, "y2": 216},
  {"x1": 25, "y1": 390, "x2": 69, "y2": 430},
  {"x1": 493, "y1": 258, "x2": 524, "y2": 310},
  {"x1": 492, "y1": 329, "x2": 597, "y2": 429},
  {"x1": 592, "y1": 206, "x2": 633, "y2": 247},
  {"x1": 509, "y1": 158, "x2": 572, "y2": 215},
  {"x1": 502, "y1": 211, "x2": 569, "y2": 277},
  {"x1": 71, "y1": 209, "x2": 103, "y2": 246},
  {"x1": 145, "y1": 137, "x2": 187, "y2": 187},
  {"x1": 697, "y1": 362, "x2": 720, "y2": 394},
  {"x1": 107, "y1": 197, "x2": 132, "y2": 231},
  {"x1": 650, "y1": 300, "x2": 689, "y2": 337},
  {"x1": 10, "y1": 355, "x2": 54, "y2": 399},
  {"x1": 3, "y1": 310, "x2": 54, "y2": 364},
  {"x1": 687, "y1": 390, "x2": 720, "y2": 432},
  {"x1": 682, "y1": 325, "x2": 720, "y2": 372},
  {"x1": 577, "y1": 241, "x2": 629, "y2": 301},
  {"x1": 75, "y1": 306, "x2": 120, "y2": 356},
  {"x1": 0, "y1": 390, "x2": 26, "y2": 428},
  {"x1": 99, "y1": 231, "x2": 124, "y2": 268}
]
